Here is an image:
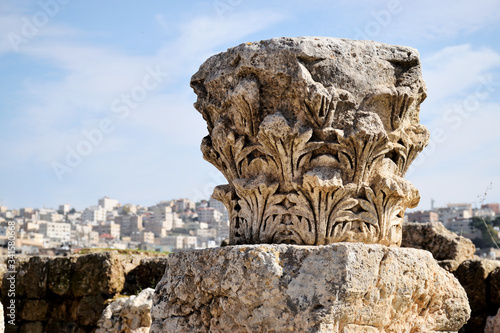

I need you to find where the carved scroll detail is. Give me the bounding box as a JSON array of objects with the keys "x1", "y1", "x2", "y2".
[{"x1": 192, "y1": 37, "x2": 429, "y2": 246}]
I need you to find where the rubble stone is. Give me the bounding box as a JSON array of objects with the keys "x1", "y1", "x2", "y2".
[{"x1": 96, "y1": 288, "x2": 154, "y2": 333}]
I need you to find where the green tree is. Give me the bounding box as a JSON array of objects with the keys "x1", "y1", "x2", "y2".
[{"x1": 470, "y1": 216, "x2": 500, "y2": 248}]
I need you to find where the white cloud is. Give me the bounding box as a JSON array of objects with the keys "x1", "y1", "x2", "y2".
[
  {"x1": 423, "y1": 44, "x2": 500, "y2": 104},
  {"x1": 409, "y1": 101, "x2": 500, "y2": 209},
  {"x1": 383, "y1": 0, "x2": 500, "y2": 41},
  {"x1": 0, "y1": 0, "x2": 77, "y2": 55},
  {"x1": 0, "y1": 8, "x2": 285, "y2": 196}
]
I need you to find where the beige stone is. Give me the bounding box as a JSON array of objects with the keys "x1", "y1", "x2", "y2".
[
  {"x1": 402, "y1": 222, "x2": 476, "y2": 271},
  {"x1": 486, "y1": 308, "x2": 500, "y2": 333},
  {"x1": 96, "y1": 288, "x2": 154, "y2": 333},
  {"x1": 150, "y1": 243, "x2": 470, "y2": 332},
  {"x1": 71, "y1": 252, "x2": 125, "y2": 297},
  {"x1": 453, "y1": 259, "x2": 500, "y2": 332},
  {"x1": 0, "y1": 301, "x2": 3, "y2": 333},
  {"x1": 192, "y1": 37, "x2": 429, "y2": 246}
]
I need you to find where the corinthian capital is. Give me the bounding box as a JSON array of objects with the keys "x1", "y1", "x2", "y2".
[{"x1": 191, "y1": 37, "x2": 429, "y2": 246}]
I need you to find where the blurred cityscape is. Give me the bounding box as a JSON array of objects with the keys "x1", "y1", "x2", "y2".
[
  {"x1": 0, "y1": 196, "x2": 229, "y2": 255},
  {"x1": 1, "y1": 197, "x2": 499, "y2": 256}
]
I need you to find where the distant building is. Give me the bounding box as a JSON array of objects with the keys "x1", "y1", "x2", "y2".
[
  {"x1": 156, "y1": 200, "x2": 174, "y2": 209},
  {"x1": 481, "y1": 203, "x2": 500, "y2": 215},
  {"x1": 38, "y1": 221, "x2": 71, "y2": 241},
  {"x1": 98, "y1": 196, "x2": 119, "y2": 212},
  {"x1": 120, "y1": 203, "x2": 137, "y2": 215},
  {"x1": 474, "y1": 208, "x2": 496, "y2": 219},
  {"x1": 58, "y1": 204, "x2": 70, "y2": 215},
  {"x1": 146, "y1": 206, "x2": 184, "y2": 236},
  {"x1": 37, "y1": 208, "x2": 62, "y2": 223},
  {"x1": 208, "y1": 197, "x2": 229, "y2": 222},
  {"x1": 20, "y1": 207, "x2": 33, "y2": 218},
  {"x1": 406, "y1": 210, "x2": 439, "y2": 223},
  {"x1": 197, "y1": 207, "x2": 222, "y2": 225},
  {"x1": 96, "y1": 221, "x2": 121, "y2": 239},
  {"x1": 435, "y1": 204, "x2": 472, "y2": 227},
  {"x1": 131, "y1": 230, "x2": 155, "y2": 244},
  {"x1": 82, "y1": 206, "x2": 107, "y2": 223},
  {"x1": 115, "y1": 215, "x2": 143, "y2": 236},
  {"x1": 161, "y1": 235, "x2": 197, "y2": 250},
  {"x1": 176, "y1": 198, "x2": 196, "y2": 212}
]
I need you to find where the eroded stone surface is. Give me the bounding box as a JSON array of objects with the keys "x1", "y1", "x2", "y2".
[
  {"x1": 402, "y1": 222, "x2": 476, "y2": 271},
  {"x1": 150, "y1": 244, "x2": 469, "y2": 332},
  {"x1": 486, "y1": 308, "x2": 500, "y2": 333},
  {"x1": 0, "y1": 301, "x2": 4, "y2": 333},
  {"x1": 454, "y1": 259, "x2": 500, "y2": 332},
  {"x1": 96, "y1": 288, "x2": 154, "y2": 333},
  {"x1": 192, "y1": 37, "x2": 429, "y2": 246}
]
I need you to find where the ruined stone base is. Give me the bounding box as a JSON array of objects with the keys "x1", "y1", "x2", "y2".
[{"x1": 150, "y1": 244, "x2": 470, "y2": 333}]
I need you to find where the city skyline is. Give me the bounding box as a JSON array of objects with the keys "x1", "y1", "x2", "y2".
[
  {"x1": 1, "y1": 0, "x2": 500, "y2": 211},
  {"x1": 1, "y1": 194, "x2": 498, "y2": 214}
]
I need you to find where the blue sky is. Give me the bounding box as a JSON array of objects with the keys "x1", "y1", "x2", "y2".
[{"x1": 1, "y1": 0, "x2": 500, "y2": 211}]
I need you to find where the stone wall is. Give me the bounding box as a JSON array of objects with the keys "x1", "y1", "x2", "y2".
[{"x1": 0, "y1": 251, "x2": 167, "y2": 332}]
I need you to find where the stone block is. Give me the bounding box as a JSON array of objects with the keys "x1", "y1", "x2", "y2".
[
  {"x1": 20, "y1": 299, "x2": 48, "y2": 322},
  {"x1": 76, "y1": 294, "x2": 106, "y2": 326},
  {"x1": 71, "y1": 252, "x2": 125, "y2": 297},
  {"x1": 486, "y1": 307, "x2": 500, "y2": 333},
  {"x1": 19, "y1": 321, "x2": 44, "y2": 333},
  {"x1": 151, "y1": 244, "x2": 470, "y2": 332},
  {"x1": 47, "y1": 256, "x2": 77, "y2": 297},
  {"x1": 454, "y1": 259, "x2": 500, "y2": 314},
  {"x1": 490, "y1": 267, "x2": 500, "y2": 306},
  {"x1": 123, "y1": 258, "x2": 168, "y2": 295},
  {"x1": 96, "y1": 288, "x2": 154, "y2": 333},
  {"x1": 453, "y1": 259, "x2": 500, "y2": 332},
  {"x1": 15, "y1": 257, "x2": 48, "y2": 299},
  {"x1": 402, "y1": 222, "x2": 475, "y2": 270}
]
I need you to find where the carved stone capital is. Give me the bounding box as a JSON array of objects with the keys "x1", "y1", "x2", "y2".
[{"x1": 191, "y1": 37, "x2": 429, "y2": 246}]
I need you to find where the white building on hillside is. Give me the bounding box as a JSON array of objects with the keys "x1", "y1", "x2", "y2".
[
  {"x1": 38, "y1": 222, "x2": 71, "y2": 241},
  {"x1": 82, "y1": 206, "x2": 107, "y2": 223},
  {"x1": 98, "y1": 196, "x2": 119, "y2": 211}
]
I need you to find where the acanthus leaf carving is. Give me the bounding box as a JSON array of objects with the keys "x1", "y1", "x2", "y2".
[{"x1": 192, "y1": 37, "x2": 430, "y2": 247}]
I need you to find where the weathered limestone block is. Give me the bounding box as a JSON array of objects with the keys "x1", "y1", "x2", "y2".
[
  {"x1": 151, "y1": 244, "x2": 470, "y2": 332},
  {"x1": 47, "y1": 256, "x2": 77, "y2": 296},
  {"x1": 15, "y1": 257, "x2": 48, "y2": 299},
  {"x1": 71, "y1": 252, "x2": 125, "y2": 297},
  {"x1": 402, "y1": 222, "x2": 475, "y2": 271},
  {"x1": 192, "y1": 37, "x2": 429, "y2": 246},
  {"x1": 20, "y1": 299, "x2": 49, "y2": 322},
  {"x1": 96, "y1": 288, "x2": 154, "y2": 333},
  {"x1": 19, "y1": 321, "x2": 44, "y2": 333},
  {"x1": 491, "y1": 268, "x2": 500, "y2": 307},
  {"x1": 76, "y1": 294, "x2": 107, "y2": 326},
  {"x1": 0, "y1": 301, "x2": 4, "y2": 333},
  {"x1": 454, "y1": 259, "x2": 500, "y2": 332},
  {"x1": 486, "y1": 308, "x2": 500, "y2": 333}
]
